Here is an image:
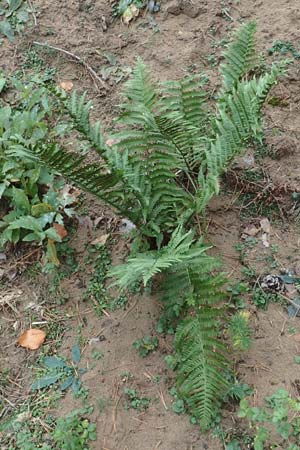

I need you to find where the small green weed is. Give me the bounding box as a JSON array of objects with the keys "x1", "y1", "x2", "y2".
[
  {"x1": 133, "y1": 335, "x2": 158, "y2": 357},
  {"x1": 52, "y1": 409, "x2": 96, "y2": 450},
  {"x1": 0, "y1": 76, "x2": 77, "y2": 263},
  {"x1": 228, "y1": 311, "x2": 252, "y2": 351},
  {"x1": 120, "y1": 371, "x2": 134, "y2": 382},
  {"x1": 237, "y1": 388, "x2": 300, "y2": 449},
  {"x1": 110, "y1": 292, "x2": 128, "y2": 311},
  {"x1": 241, "y1": 265, "x2": 256, "y2": 281},
  {"x1": 0, "y1": 0, "x2": 31, "y2": 42},
  {"x1": 170, "y1": 387, "x2": 186, "y2": 414},
  {"x1": 85, "y1": 245, "x2": 111, "y2": 314},
  {"x1": 124, "y1": 388, "x2": 150, "y2": 411},
  {"x1": 97, "y1": 397, "x2": 111, "y2": 413},
  {"x1": 252, "y1": 287, "x2": 279, "y2": 310},
  {"x1": 234, "y1": 238, "x2": 258, "y2": 262},
  {"x1": 227, "y1": 282, "x2": 249, "y2": 309},
  {"x1": 268, "y1": 40, "x2": 300, "y2": 59},
  {"x1": 32, "y1": 345, "x2": 87, "y2": 396}
]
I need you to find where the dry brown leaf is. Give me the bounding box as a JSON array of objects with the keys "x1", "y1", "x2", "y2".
[
  {"x1": 261, "y1": 232, "x2": 270, "y2": 248},
  {"x1": 18, "y1": 328, "x2": 46, "y2": 350},
  {"x1": 260, "y1": 218, "x2": 271, "y2": 234},
  {"x1": 60, "y1": 81, "x2": 74, "y2": 91},
  {"x1": 60, "y1": 184, "x2": 81, "y2": 199},
  {"x1": 293, "y1": 333, "x2": 300, "y2": 343},
  {"x1": 91, "y1": 234, "x2": 109, "y2": 246},
  {"x1": 242, "y1": 225, "x2": 260, "y2": 238},
  {"x1": 122, "y1": 4, "x2": 139, "y2": 25},
  {"x1": 53, "y1": 223, "x2": 68, "y2": 239},
  {"x1": 105, "y1": 138, "x2": 119, "y2": 147}
]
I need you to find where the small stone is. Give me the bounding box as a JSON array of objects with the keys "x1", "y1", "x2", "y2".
[
  {"x1": 165, "y1": 0, "x2": 203, "y2": 17},
  {"x1": 165, "y1": 0, "x2": 182, "y2": 15},
  {"x1": 0, "y1": 252, "x2": 6, "y2": 261}
]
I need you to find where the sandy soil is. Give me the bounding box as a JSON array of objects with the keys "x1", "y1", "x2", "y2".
[{"x1": 1, "y1": 0, "x2": 300, "y2": 449}]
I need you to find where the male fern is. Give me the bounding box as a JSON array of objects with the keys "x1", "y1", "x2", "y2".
[{"x1": 6, "y1": 22, "x2": 287, "y2": 429}]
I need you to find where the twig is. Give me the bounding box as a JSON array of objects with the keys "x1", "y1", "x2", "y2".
[
  {"x1": 121, "y1": 296, "x2": 139, "y2": 319},
  {"x1": 27, "y1": 0, "x2": 37, "y2": 26},
  {"x1": 278, "y1": 293, "x2": 300, "y2": 316},
  {"x1": 157, "y1": 389, "x2": 168, "y2": 411},
  {"x1": 112, "y1": 390, "x2": 121, "y2": 432},
  {"x1": 32, "y1": 41, "x2": 108, "y2": 89}
]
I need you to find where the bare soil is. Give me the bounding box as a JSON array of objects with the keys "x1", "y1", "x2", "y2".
[{"x1": 1, "y1": 0, "x2": 300, "y2": 449}]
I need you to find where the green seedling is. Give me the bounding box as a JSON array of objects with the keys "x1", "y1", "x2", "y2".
[
  {"x1": 124, "y1": 388, "x2": 150, "y2": 411},
  {"x1": 32, "y1": 345, "x2": 86, "y2": 395},
  {"x1": 133, "y1": 335, "x2": 158, "y2": 357}
]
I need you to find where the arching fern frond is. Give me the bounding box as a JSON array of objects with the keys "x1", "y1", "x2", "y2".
[
  {"x1": 14, "y1": 143, "x2": 131, "y2": 215},
  {"x1": 196, "y1": 59, "x2": 287, "y2": 211},
  {"x1": 220, "y1": 21, "x2": 257, "y2": 91},
  {"x1": 122, "y1": 57, "x2": 157, "y2": 110},
  {"x1": 175, "y1": 310, "x2": 229, "y2": 430},
  {"x1": 67, "y1": 91, "x2": 108, "y2": 159},
  {"x1": 160, "y1": 75, "x2": 209, "y2": 132},
  {"x1": 108, "y1": 225, "x2": 212, "y2": 289}
]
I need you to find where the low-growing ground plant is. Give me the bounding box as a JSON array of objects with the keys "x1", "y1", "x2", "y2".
[
  {"x1": 124, "y1": 387, "x2": 150, "y2": 411},
  {"x1": 6, "y1": 22, "x2": 287, "y2": 429},
  {"x1": 0, "y1": 0, "x2": 31, "y2": 41},
  {"x1": 236, "y1": 388, "x2": 300, "y2": 449},
  {"x1": 0, "y1": 76, "x2": 77, "y2": 263},
  {"x1": 133, "y1": 335, "x2": 159, "y2": 357},
  {"x1": 32, "y1": 345, "x2": 86, "y2": 396}
]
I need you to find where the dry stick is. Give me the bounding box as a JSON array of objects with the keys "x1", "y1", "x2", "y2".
[
  {"x1": 27, "y1": 0, "x2": 37, "y2": 26},
  {"x1": 32, "y1": 41, "x2": 108, "y2": 89},
  {"x1": 279, "y1": 292, "x2": 300, "y2": 316}
]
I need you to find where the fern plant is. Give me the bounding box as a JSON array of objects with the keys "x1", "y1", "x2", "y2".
[{"x1": 6, "y1": 22, "x2": 287, "y2": 428}]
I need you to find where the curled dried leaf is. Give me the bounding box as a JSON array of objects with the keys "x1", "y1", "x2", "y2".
[
  {"x1": 60, "y1": 81, "x2": 74, "y2": 91},
  {"x1": 53, "y1": 223, "x2": 68, "y2": 239},
  {"x1": 90, "y1": 234, "x2": 109, "y2": 246},
  {"x1": 18, "y1": 328, "x2": 46, "y2": 350}
]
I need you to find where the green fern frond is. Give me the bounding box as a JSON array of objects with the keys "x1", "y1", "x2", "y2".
[
  {"x1": 17, "y1": 143, "x2": 130, "y2": 215},
  {"x1": 220, "y1": 21, "x2": 257, "y2": 91},
  {"x1": 122, "y1": 57, "x2": 157, "y2": 109},
  {"x1": 108, "y1": 225, "x2": 212, "y2": 289},
  {"x1": 160, "y1": 75, "x2": 209, "y2": 131},
  {"x1": 67, "y1": 91, "x2": 108, "y2": 159},
  {"x1": 175, "y1": 310, "x2": 229, "y2": 430}
]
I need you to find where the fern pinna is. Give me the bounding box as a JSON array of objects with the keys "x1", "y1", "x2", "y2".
[{"x1": 10, "y1": 22, "x2": 286, "y2": 428}]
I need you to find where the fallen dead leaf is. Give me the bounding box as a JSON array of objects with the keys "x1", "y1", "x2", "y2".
[
  {"x1": 293, "y1": 333, "x2": 300, "y2": 343},
  {"x1": 285, "y1": 284, "x2": 298, "y2": 298},
  {"x1": 53, "y1": 223, "x2": 68, "y2": 239},
  {"x1": 46, "y1": 239, "x2": 60, "y2": 266},
  {"x1": 60, "y1": 184, "x2": 81, "y2": 199},
  {"x1": 261, "y1": 232, "x2": 270, "y2": 248},
  {"x1": 105, "y1": 138, "x2": 119, "y2": 147},
  {"x1": 91, "y1": 234, "x2": 109, "y2": 246},
  {"x1": 18, "y1": 328, "x2": 46, "y2": 350},
  {"x1": 122, "y1": 4, "x2": 139, "y2": 25},
  {"x1": 260, "y1": 218, "x2": 271, "y2": 234},
  {"x1": 60, "y1": 80, "x2": 74, "y2": 91},
  {"x1": 242, "y1": 225, "x2": 260, "y2": 238}
]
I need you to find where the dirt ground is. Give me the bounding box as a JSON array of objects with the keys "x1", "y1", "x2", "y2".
[{"x1": 1, "y1": 0, "x2": 300, "y2": 449}]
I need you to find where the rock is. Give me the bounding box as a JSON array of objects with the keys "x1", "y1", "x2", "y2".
[
  {"x1": 165, "y1": 0, "x2": 204, "y2": 18},
  {"x1": 182, "y1": 0, "x2": 202, "y2": 18},
  {"x1": 165, "y1": 0, "x2": 181, "y2": 15},
  {"x1": 265, "y1": 134, "x2": 298, "y2": 159},
  {"x1": 233, "y1": 149, "x2": 255, "y2": 169},
  {"x1": 294, "y1": 260, "x2": 300, "y2": 276}
]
